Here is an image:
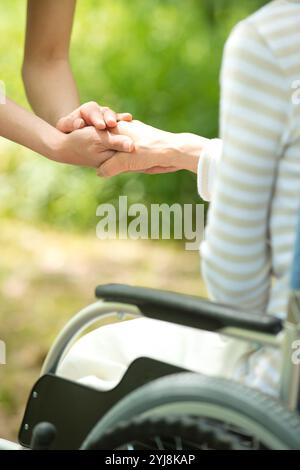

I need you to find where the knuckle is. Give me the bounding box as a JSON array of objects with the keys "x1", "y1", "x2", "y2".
[
  {"x1": 56, "y1": 119, "x2": 64, "y2": 130},
  {"x1": 67, "y1": 116, "x2": 74, "y2": 125},
  {"x1": 83, "y1": 101, "x2": 98, "y2": 111},
  {"x1": 89, "y1": 129, "x2": 100, "y2": 141},
  {"x1": 106, "y1": 132, "x2": 114, "y2": 144}
]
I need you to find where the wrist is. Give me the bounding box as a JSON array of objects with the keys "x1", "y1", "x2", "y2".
[
  {"x1": 45, "y1": 130, "x2": 69, "y2": 164},
  {"x1": 172, "y1": 133, "x2": 210, "y2": 173}
]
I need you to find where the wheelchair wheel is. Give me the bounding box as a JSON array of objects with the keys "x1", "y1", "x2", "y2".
[{"x1": 81, "y1": 372, "x2": 300, "y2": 450}]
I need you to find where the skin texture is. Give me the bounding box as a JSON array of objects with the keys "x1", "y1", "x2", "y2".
[
  {"x1": 0, "y1": 98, "x2": 68, "y2": 162},
  {"x1": 23, "y1": 1, "x2": 132, "y2": 132},
  {"x1": 0, "y1": 0, "x2": 134, "y2": 167},
  {"x1": 20, "y1": 0, "x2": 206, "y2": 174},
  {"x1": 97, "y1": 121, "x2": 209, "y2": 177},
  {"x1": 23, "y1": 0, "x2": 80, "y2": 126},
  {"x1": 1, "y1": 0, "x2": 209, "y2": 229},
  {"x1": 0, "y1": 99, "x2": 134, "y2": 168},
  {"x1": 56, "y1": 102, "x2": 132, "y2": 133},
  {"x1": 58, "y1": 126, "x2": 134, "y2": 167}
]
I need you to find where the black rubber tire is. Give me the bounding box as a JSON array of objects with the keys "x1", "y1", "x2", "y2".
[
  {"x1": 84, "y1": 414, "x2": 246, "y2": 450},
  {"x1": 81, "y1": 372, "x2": 300, "y2": 450}
]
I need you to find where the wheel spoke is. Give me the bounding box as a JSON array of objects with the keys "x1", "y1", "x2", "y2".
[
  {"x1": 174, "y1": 436, "x2": 183, "y2": 450},
  {"x1": 154, "y1": 436, "x2": 165, "y2": 450}
]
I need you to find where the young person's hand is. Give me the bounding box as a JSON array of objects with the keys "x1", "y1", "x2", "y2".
[
  {"x1": 56, "y1": 101, "x2": 132, "y2": 133},
  {"x1": 0, "y1": 98, "x2": 133, "y2": 169},
  {"x1": 97, "y1": 121, "x2": 209, "y2": 177},
  {"x1": 56, "y1": 125, "x2": 134, "y2": 168}
]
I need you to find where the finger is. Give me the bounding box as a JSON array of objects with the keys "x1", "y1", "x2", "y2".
[
  {"x1": 99, "y1": 156, "x2": 161, "y2": 177},
  {"x1": 97, "y1": 154, "x2": 131, "y2": 177},
  {"x1": 99, "y1": 156, "x2": 178, "y2": 177},
  {"x1": 81, "y1": 103, "x2": 106, "y2": 130},
  {"x1": 116, "y1": 113, "x2": 133, "y2": 122},
  {"x1": 56, "y1": 113, "x2": 80, "y2": 133},
  {"x1": 73, "y1": 118, "x2": 85, "y2": 130},
  {"x1": 143, "y1": 166, "x2": 178, "y2": 174},
  {"x1": 89, "y1": 109, "x2": 106, "y2": 130},
  {"x1": 102, "y1": 108, "x2": 118, "y2": 128},
  {"x1": 96, "y1": 150, "x2": 116, "y2": 165},
  {"x1": 104, "y1": 132, "x2": 135, "y2": 153}
]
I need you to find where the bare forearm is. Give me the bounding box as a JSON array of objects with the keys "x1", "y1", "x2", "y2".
[
  {"x1": 0, "y1": 98, "x2": 65, "y2": 161},
  {"x1": 0, "y1": 98, "x2": 135, "y2": 169},
  {"x1": 22, "y1": 58, "x2": 80, "y2": 126},
  {"x1": 23, "y1": 0, "x2": 78, "y2": 126}
]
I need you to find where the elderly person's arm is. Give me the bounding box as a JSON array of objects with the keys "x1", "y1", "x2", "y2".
[{"x1": 96, "y1": 119, "x2": 217, "y2": 177}]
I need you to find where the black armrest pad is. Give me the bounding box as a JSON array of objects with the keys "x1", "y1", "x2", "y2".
[{"x1": 96, "y1": 284, "x2": 282, "y2": 335}]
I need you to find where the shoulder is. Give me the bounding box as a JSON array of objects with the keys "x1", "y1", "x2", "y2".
[
  {"x1": 225, "y1": 0, "x2": 299, "y2": 61},
  {"x1": 224, "y1": 19, "x2": 268, "y2": 60}
]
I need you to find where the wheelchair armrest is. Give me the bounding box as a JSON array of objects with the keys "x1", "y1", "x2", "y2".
[{"x1": 95, "y1": 284, "x2": 282, "y2": 335}]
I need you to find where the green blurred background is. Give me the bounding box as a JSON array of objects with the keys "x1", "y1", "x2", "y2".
[{"x1": 0, "y1": 0, "x2": 266, "y2": 442}]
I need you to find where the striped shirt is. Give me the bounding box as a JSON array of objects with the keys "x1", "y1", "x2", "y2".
[{"x1": 198, "y1": 0, "x2": 300, "y2": 395}]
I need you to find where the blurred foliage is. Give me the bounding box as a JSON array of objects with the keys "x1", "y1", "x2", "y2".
[
  {"x1": 0, "y1": 0, "x2": 266, "y2": 231},
  {"x1": 0, "y1": 218, "x2": 206, "y2": 440},
  {"x1": 0, "y1": 0, "x2": 268, "y2": 442}
]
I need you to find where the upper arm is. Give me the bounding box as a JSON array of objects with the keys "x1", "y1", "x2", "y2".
[
  {"x1": 24, "y1": 0, "x2": 76, "y2": 61},
  {"x1": 201, "y1": 21, "x2": 289, "y2": 312}
]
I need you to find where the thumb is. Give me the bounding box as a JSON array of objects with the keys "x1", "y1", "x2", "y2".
[
  {"x1": 97, "y1": 154, "x2": 133, "y2": 177},
  {"x1": 56, "y1": 115, "x2": 85, "y2": 133},
  {"x1": 105, "y1": 133, "x2": 135, "y2": 153},
  {"x1": 97, "y1": 151, "x2": 156, "y2": 177}
]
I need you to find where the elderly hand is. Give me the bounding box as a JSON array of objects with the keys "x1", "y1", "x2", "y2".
[
  {"x1": 97, "y1": 120, "x2": 208, "y2": 177},
  {"x1": 56, "y1": 101, "x2": 132, "y2": 133}
]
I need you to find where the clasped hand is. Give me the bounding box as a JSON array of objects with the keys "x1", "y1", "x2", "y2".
[{"x1": 57, "y1": 101, "x2": 203, "y2": 176}]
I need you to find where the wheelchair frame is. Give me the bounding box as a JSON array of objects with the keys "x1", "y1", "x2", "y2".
[
  {"x1": 40, "y1": 280, "x2": 300, "y2": 410},
  {"x1": 1, "y1": 218, "x2": 300, "y2": 450},
  {"x1": 0, "y1": 285, "x2": 299, "y2": 450}
]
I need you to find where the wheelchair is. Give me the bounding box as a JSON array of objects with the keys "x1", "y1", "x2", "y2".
[{"x1": 1, "y1": 234, "x2": 300, "y2": 451}]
